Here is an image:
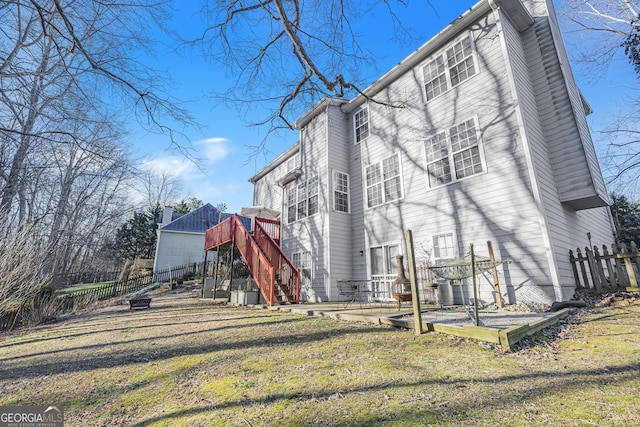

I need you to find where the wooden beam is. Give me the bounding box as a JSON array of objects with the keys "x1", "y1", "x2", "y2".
[
  {"x1": 487, "y1": 241, "x2": 504, "y2": 308},
  {"x1": 405, "y1": 230, "x2": 423, "y2": 335}
]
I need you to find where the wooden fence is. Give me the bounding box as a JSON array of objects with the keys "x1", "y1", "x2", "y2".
[
  {"x1": 1, "y1": 261, "x2": 212, "y2": 331},
  {"x1": 570, "y1": 242, "x2": 640, "y2": 293}
]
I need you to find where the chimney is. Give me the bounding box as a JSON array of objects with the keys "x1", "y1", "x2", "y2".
[{"x1": 161, "y1": 206, "x2": 173, "y2": 227}]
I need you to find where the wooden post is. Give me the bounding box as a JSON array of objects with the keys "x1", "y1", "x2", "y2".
[
  {"x1": 213, "y1": 245, "x2": 220, "y2": 299},
  {"x1": 614, "y1": 243, "x2": 628, "y2": 288},
  {"x1": 405, "y1": 230, "x2": 423, "y2": 335},
  {"x1": 470, "y1": 244, "x2": 479, "y2": 327},
  {"x1": 227, "y1": 242, "x2": 235, "y2": 303},
  {"x1": 201, "y1": 251, "x2": 208, "y2": 296},
  {"x1": 487, "y1": 241, "x2": 504, "y2": 308},
  {"x1": 618, "y1": 242, "x2": 638, "y2": 288}
]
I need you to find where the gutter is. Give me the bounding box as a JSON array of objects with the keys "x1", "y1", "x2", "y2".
[
  {"x1": 249, "y1": 142, "x2": 300, "y2": 183},
  {"x1": 342, "y1": 0, "x2": 531, "y2": 113}
]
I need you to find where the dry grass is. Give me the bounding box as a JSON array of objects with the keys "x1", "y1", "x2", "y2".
[{"x1": 1, "y1": 288, "x2": 639, "y2": 427}]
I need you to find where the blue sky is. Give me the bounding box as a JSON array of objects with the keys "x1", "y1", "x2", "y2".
[{"x1": 130, "y1": 1, "x2": 637, "y2": 213}]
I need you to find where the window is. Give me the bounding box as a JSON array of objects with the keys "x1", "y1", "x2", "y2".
[
  {"x1": 423, "y1": 34, "x2": 477, "y2": 101},
  {"x1": 287, "y1": 176, "x2": 319, "y2": 223},
  {"x1": 432, "y1": 232, "x2": 457, "y2": 261},
  {"x1": 447, "y1": 37, "x2": 476, "y2": 86},
  {"x1": 370, "y1": 243, "x2": 401, "y2": 299},
  {"x1": 424, "y1": 117, "x2": 484, "y2": 188},
  {"x1": 365, "y1": 153, "x2": 402, "y2": 208},
  {"x1": 370, "y1": 244, "x2": 401, "y2": 276},
  {"x1": 354, "y1": 107, "x2": 370, "y2": 143},
  {"x1": 333, "y1": 170, "x2": 350, "y2": 213},
  {"x1": 286, "y1": 153, "x2": 300, "y2": 173},
  {"x1": 431, "y1": 232, "x2": 457, "y2": 290},
  {"x1": 292, "y1": 251, "x2": 312, "y2": 288},
  {"x1": 423, "y1": 57, "x2": 448, "y2": 101}
]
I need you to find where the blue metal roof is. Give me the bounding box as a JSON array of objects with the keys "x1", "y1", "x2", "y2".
[{"x1": 161, "y1": 203, "x2": 251, "y2": 233}]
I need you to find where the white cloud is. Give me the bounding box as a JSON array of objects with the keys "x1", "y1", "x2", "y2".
[
  {"x1": 195, "y1": 137, "x2": 230, "y2": 164},
  {"x1": 142, "y1": 155, "x2": 193, "y2": 176},
  {"x1": 141, "y1": 137, "x2": 230, "y2": 177}
]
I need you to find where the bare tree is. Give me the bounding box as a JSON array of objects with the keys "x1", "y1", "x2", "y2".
[
  {"x1": 0, "y1": 222, "x2": 51, "y2": 322},
  {"x1": 0, "y1": 1, "x2": 201, "y2": 283},
  {"x1": 0, "y1": 0, "x2": 193, "y2": 221},
  {"x1": 559, "y1": 0, "x2": 640, "y2": 194},
  {"x1": 139, "y1": 168, "x2": 183, "y2": 211},
  {"x1": 196, "y1": 0, "x2": 426, "y2": 134},
  {"x1": 560, "y1": 0, "x2": 639, "y2": 76}
]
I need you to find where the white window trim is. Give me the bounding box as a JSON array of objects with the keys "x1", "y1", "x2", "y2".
[
  {"x1": 421, "y1": 32, "x2": 479, "y2": 103},
  {"x1": 292, "y1": 251, "x2": 312, "y2": 280},
  {"x1": 353, "y1": 106, "x2": 370, "y2": 144},
  {"x1": 367, "y1": 241, "x2": 403, "y2": 278},
  {"x1": 286, "y1": 153, "x2": 301, "y2": 173},
  {"x1": 286, "y1": 176, "x2": 319, "y2": 223},
  {"x1": 332, "y1": 169, "x2": 351, "y2": 213},
  {"x1": 430, "y1": 231, "x2": 458, "y2": 262},
  {"x1": 423, "y1": 115, "x2": 487, "y2": 189},
  {"x1": 364, "y1": 153, "x2": 404, "y2": 209}
]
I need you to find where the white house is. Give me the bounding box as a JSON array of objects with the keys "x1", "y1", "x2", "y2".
[
  {"x1": 153, "y1": 204, "x2": 240, "y2": 273},
  {"x1": 248, "y1": 0, "x2": 615, "y2": 306}
]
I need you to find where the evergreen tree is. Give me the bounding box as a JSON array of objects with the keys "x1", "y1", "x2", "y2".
[
  {"x1": 173, "y1": 197, "x2": 204, "y2": 214},
  {"x1": 610, "y1": 194, "x2": 640, "y2": 245},
  {"x1": 622, "y1": 15, "x2": 640, "y2": 76},
  {"x1": 113, "y1": 205, "x2": 162, "y2": 260}
]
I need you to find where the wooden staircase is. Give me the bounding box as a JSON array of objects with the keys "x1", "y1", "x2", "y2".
[{"x1": 204, "y1": 215, "x2": 300, "y2": 306}]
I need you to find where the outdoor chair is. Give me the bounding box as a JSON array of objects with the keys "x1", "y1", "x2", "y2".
[{"x1": 337, "y1": 280, "x2": 358, "y2": 308}]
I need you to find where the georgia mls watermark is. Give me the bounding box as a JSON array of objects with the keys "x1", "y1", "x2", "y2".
[{"x1": 0, "y1": 405, "x2": 64, "y2": 427}]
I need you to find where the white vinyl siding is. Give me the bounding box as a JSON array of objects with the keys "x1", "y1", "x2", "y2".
[
  {"x1": 365, "y1": 153, "x2": 402, "y2": 208},
  {"x1": 423, "y1": 33, "x2": 477, "y2": 101},
  {"x1": 287, "y1": 176, "x2": 319, "y2": 223},
  {"x1": 354, "y1": 107, "x2": 370, "y2": 143},
  {"x1": 424, "y1": 117, "x2": 484, "y2": 188},
  {"x1": 333, "y1": 170, "x2": 350, "y2": 213}
]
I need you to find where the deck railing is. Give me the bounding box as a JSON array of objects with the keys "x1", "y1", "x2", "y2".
[
  {"x1": 205, "y1": 214, "x2": 299, "y2": 305},
  {"x1": 255, "y1": 217, "x2": 280, "y2": 243},
  {"x1": 253, "y1": 219, "x2": 299, "y2": 303}
]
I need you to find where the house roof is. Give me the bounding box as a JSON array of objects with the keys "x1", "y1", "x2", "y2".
[
  {"x1": 249, "y1": 141, "x2": 300, "y2": 184},
  {"x1": 158, "y1": 210, "x2": 183, "y2": 224},
  {"x1": 160, "y1": 203, "x2": 251, "y2": 234}
]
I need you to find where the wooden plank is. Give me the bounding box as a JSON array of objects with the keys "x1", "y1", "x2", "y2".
[
  {"x1": 499, "y1": 309, "x2": 572, "y2": 349},
  {"x1": 405, "y1": 230, "x2": 423, "y2": 335},
  {"x1": 586, "y1": 247, "x2": 603, "y2": 292},
  {"x1": 569, "y1": 250, "x2": 582, "y2": 289},
  {"x1": 487, "y1": 241, "x2": 504, "y2": 308},
  {"x1": 602, "y1": 245, "x2": 616, "y2": 290},
  {"x1": 577, "y1": 248, "x2": 591, "y2": 289},
  {"x1": 619, "y1": 253, "x2": 638, "y2": 288},
  {"x1": 593, "y1": 246, "x2": 607, "y2": 290},
  {"x1": 430, "y1": 323, "x2": 502, "y2": 344},
  {"x1": 379, "y1": 316, "x2": 501, "y2": 344}
]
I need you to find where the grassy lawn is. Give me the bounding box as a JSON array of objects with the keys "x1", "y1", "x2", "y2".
[
  {"x1": 56, "y1": 281, "x2": 116, "y2": 296},
  {"x1": 1, "y1": 292, "x2": 639, "y2": 426}
]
